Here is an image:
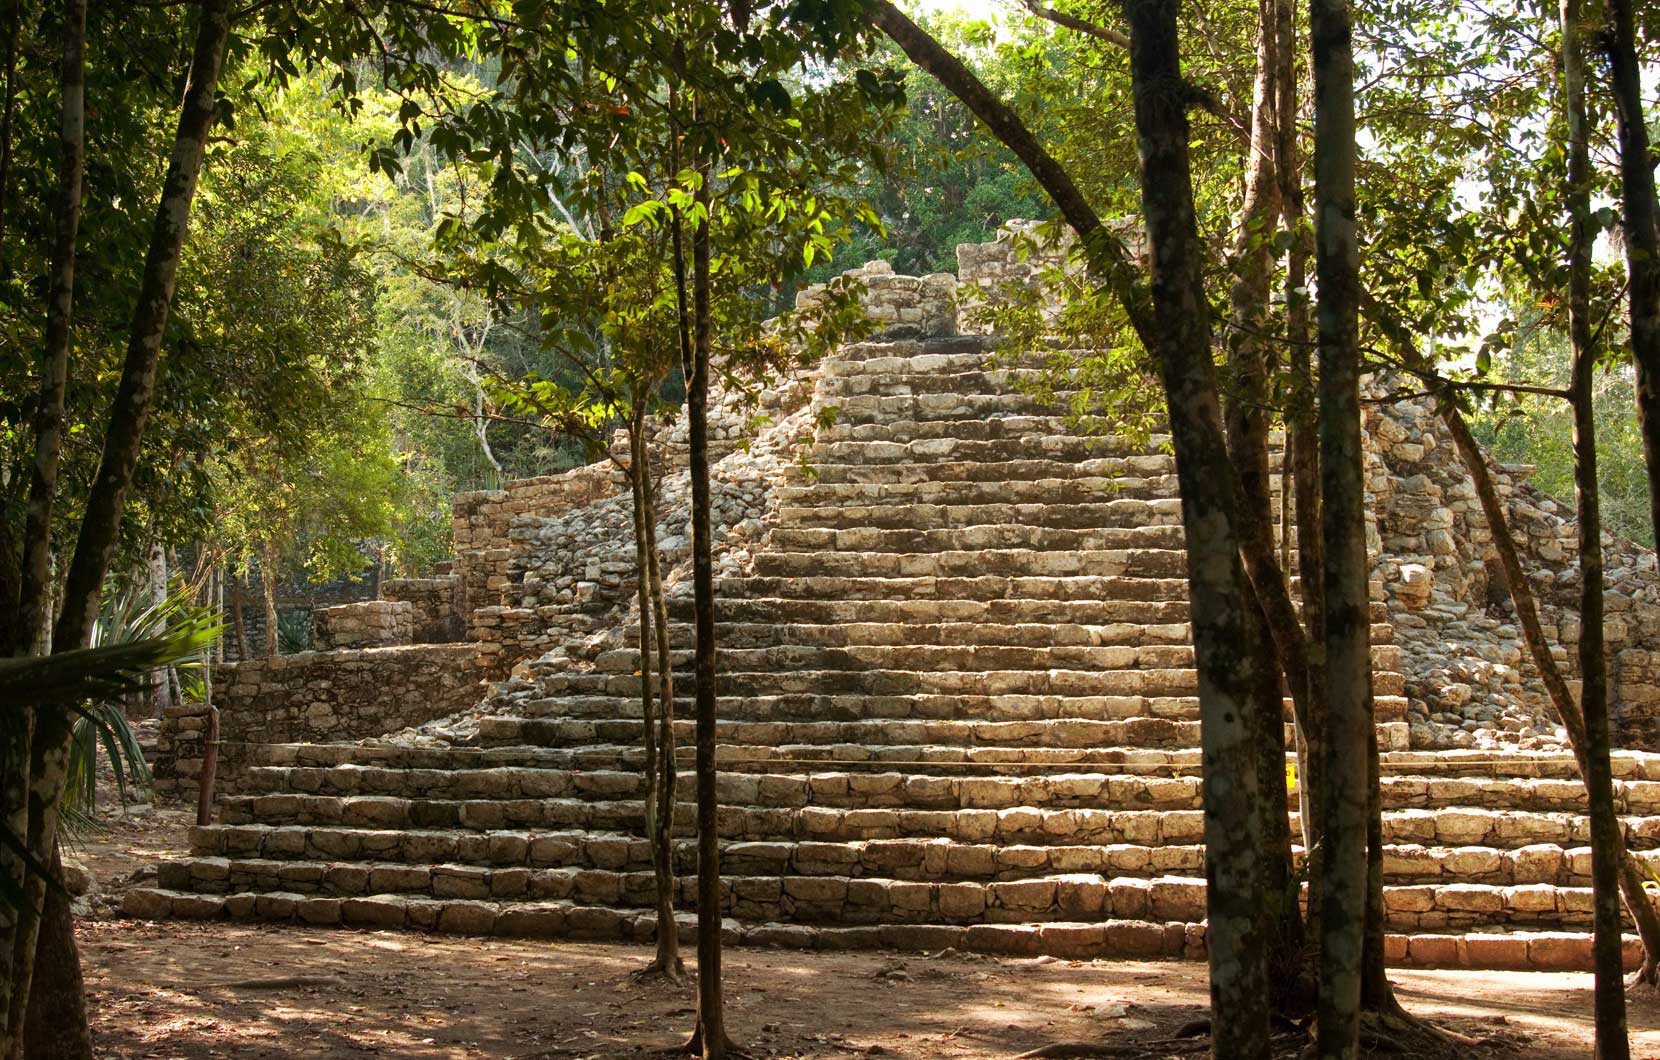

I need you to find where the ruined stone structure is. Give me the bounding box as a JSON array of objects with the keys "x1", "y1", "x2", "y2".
[{"x1": 132, "y1": 228, "x2": 1660, "y2": 972}]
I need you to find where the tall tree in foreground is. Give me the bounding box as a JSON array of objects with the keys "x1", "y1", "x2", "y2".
[
  {"x1": 682, "y1": 111, "x2": 729, "y2": 1059},
  {"x1": 1600, "y1": 0, "x2": 1660, "y2": 550},
  {"x1": 2, "y1": 4, "x2": 233, "y2": 1056},
  {"x1": 1120, "y1": 1, "x2": 1274, "y2": 1042},
  {"x1": 1, "y1": 1, "x2": 85, "y2": 1054},
  {"x1": 1308, "y1": 0, "x2": 1368, "y2": 1055},
  {"x1": 1564, "y1": 3, "x2": 1629, "y2": 1048},
  {"x1": 863, "y1": 2, "x2": 1287, "y2": 1052}
]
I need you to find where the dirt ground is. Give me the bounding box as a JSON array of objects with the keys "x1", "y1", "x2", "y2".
[{"x1": 66, "y1": 808, "x2": 1660, "y2": 1059}]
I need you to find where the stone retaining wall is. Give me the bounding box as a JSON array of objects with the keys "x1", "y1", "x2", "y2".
[
  {"x1": 1368, "y1": 385, "x2": 1660, "y2": 751},
  {"x1": 452, "y1": 465, "x2": 621, "y2": 628},
  {"x1": 796, "y1": 259, "x2": 958, "y2": 338},
  {"x1": 312, "y1": 600, "x2": 413, "y2": 650},
  {"x1": 382, "y1": 575, "x2": 465, "y2": 643},
  {"x1": 155, "y1": 644, "x2": 481, "y2": 798}
]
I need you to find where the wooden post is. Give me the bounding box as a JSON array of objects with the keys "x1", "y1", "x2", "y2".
[{"x1": 196, "y1": 704, "x2": 219, "y2": 827}]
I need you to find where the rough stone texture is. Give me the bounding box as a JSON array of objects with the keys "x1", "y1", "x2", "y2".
[
  {"x1": 155, "y1": 644, "x2": 481, "y2": 798},
  {"x1": 452, "y1": 463, "x2": 621, "y2": 633},
  {"x1": 382, "y1": 575, "x2": 465, "y2": 643},
  {"x1": 1367, "y1": 384, "x2": 1660, "y2": 752},
  {"x1": 312, "y1": 600, "x2": 414, "y2": 650}
]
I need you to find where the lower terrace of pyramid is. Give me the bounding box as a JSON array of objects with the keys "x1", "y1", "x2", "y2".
[{"x1": 130, "y1": 231, "x2": 1660, "y2": 972}]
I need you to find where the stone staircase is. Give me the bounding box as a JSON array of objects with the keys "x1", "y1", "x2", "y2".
[{"x1": 126, "y1": 332, "x2": 1660, "y2": 971}]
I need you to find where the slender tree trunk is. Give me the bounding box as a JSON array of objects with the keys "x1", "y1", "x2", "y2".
[
  {"x1": 1122, "y1": 3, "x2": 1268, "y2": 1055},
  {"x1": 231, "y1": 571, "x2": 248, "y2": 661},
  {"x1": 1309, "y1": 0, "x2": 1369, "y2": 1054},
  {"x1": 1222, "y1": 0, "x2": 1305, "y2": 1009},
  {"x1": 261, "y1": 556, "x2": 279, "y2": 659},
  {"x1": 1566, "y1": 4, "x2": 1631, "y2": 1047},
  {"x1": 1, "y1": 4, "x2": 85, "y2": 1052},
  {"x1": 16, "y1": 8, "x2": 231, "y2": 1053},
  {"x1": 1600, "y1": 0, "x2": 1660, "y2": 553},
  {"x1": 641, "y1": 424, "x2": 682, "y2": 978},
  {"x1": 680, "y1": 131, "x2": 730, "y2": 1059},
  {"x1": 629, "y1": 410, "x2": 682, "y2": 980}
]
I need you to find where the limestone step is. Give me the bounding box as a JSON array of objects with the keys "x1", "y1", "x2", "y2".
[
  {"x1": 470, "y1": 713, "x2": 1215, "y2": 751},
  {"x1": 627, "y1": 618, "x2": 1196, "y2": 650},
  {"x1": 686, "y1": 593, "x2": 1392, "y2": 629},
  {"x1": 750, "y1": 548, "x2": 1188, "y2": 580},
  {"x1": 818, "y1": 348, "x2": 1030, "y2": 377},
  {"x1": 257, "y1": 741, "x2": 1214, "y2": 776},
  {"x1": 237, "y1": 763, "x2": 1660, "y2": 818},
  {"x1": 804, "y1": 435, "x2": 1172, "y2": 467},
  {"x1": 518, "y1": 664, "x2": 1407, "y2": 703},
  {"x1": 589, "y1": 642, "x2": 1199, "y2": 675},
  {"x1": 522, "y1": 691, "x2": 1249, "y2": 724},
  {"x1": 138, "y1": 855, "x2": 1660, "y2": 934},
  {"x1": 773, "y1": 499, "x2": 1185, "y2": 531},
  {"x1": 511, "y1": 689, "x2": 1408, "y2": 728},
  {"x1": 188, "y1": 823, "x2": 1660, "y2": 890},
  {"x1": 766, "y1": 524, "x2": 1187, "y2": 554},
  {"x1": 827, "y1": 336, "x2": 1001, "y2": 364},
  {"x1": 715, "y1": 574, "x2": 1194, "y2": 604},
  {"x1": 599, "y1": 628, "x2": 1400, "y2": 673},
  {"x1": 814, "y1": 367, "x2": 1069, "y2": 399},
  {"x1": 675, "y1": 596, "x2": 1194, "y2": 626},
  {"x1": 823, "y1": 391, "x2": 1093, "y2": 424},
  {"x1": 791, "y1": 459, "x2": 1181, "y2": 490},
  {"x1": 259, "y1": 729, "x2": 1414, "y2": 778},
  {"x1": 212, "y1": 790, "x2": 1648, "y2": 854},
  {"x1": 119, "y1": 886, "x2": 1645, "y2": 971},
  {"x1": 775, "y1": 478, "x2": 1177, "y2": 508},
  {"x1": 812, "y1": 415, "x2": 1115, "y2": 444}
]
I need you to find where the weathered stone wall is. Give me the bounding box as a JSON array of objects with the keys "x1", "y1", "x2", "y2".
[
  {"x1": 451, "y1": 464, "x2": 621, "y2": 630},
  {"x1": 312, "y1": 600, "x2": 413, "y2": 650},
  {"x1": 796, "y1": 258, "x2": 958, "y2": 338},
  {"x1": 382, "y1": 575, "x2": 465, "y2": 643},
  {"x1": 155, "y1": 644, "x2": 482, "y2": 798},
  {"x1": 1368, "y1": 385, "x2": 1660, "y2": 751}
]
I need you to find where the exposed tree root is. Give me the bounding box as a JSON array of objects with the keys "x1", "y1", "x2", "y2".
[
  {"x1": 1010, "y1": 1000, "x2": 1501, "y2": 1060},
  {"x1": 1627, "y1": 957, "x2": 1659, "y2": 992},
  {"x1": 1356, "y1": 995, "x2": 1485, "y2": 1058},
  {"x1": 673, "y1": 1027, "x2": 747, "y2": 1059},
  {"x1": 630, "y1": 954, "x2": 688, "y2": 986}
]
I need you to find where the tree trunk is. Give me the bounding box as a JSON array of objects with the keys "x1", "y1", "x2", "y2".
[
  {"x1": 629, "y1": 410, "x2": 681, "y2": 980},
  {"x1": 1221, "y1": 0, "x2": 1304, "y2": 1010},
  {"x1": 144, "y1": 542, "x2": 172, "y2": 716},
  {"x1": 261, "y1": 555, "x2": 279, "y2": 659},
  {"x1": 1122, "y1": 3, "x2": 1268, "y2": 1056},
  {"x1": 641, "y1": 422, "x2": 682, "y2": 979},
  {"x1": 18, "y1": 7, "x2": 232, "y2": 1053},
  {"x1": 1600, "y1": 0, "x2": 1660, "y2": 555},
  {"x1": 1566, "y1": 3, "x2": 1631, "y2": 1047},
  {"x1": 684, "y1": 140, "x2": 730, "y2": 1060},
  {"x1": 1, "y1": 3, "x2": 85, "y2": 1051},
  {"x1": 230, "y1": 571, "x2": 248, "y2": 661},
  {"x1": 20, "y1": 846, "x2": 90, "y2": 1060},
  {"x1": 1309, "y1": 0, "x2": 1369, "y2": 1054}
]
